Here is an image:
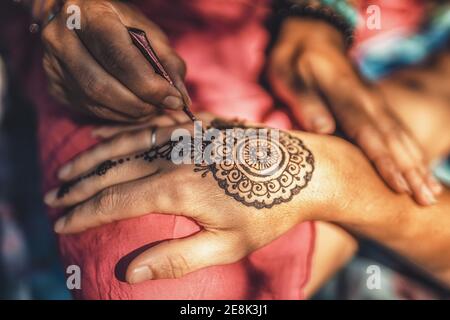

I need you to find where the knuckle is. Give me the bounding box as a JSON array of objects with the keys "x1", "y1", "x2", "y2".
[
  {"x1": 116, "y1": 132, "x2": 134, "y2": 146},
  {"x1": 141, "y1": 78, "x2": 167, "y2": 102},
  {"x1": 379, "y1": 123, "x2": 401, "y2": 139},
  {"x1": 100, "y1": 42, "x2": 128, "y2": 73},
  {"x1": 41, "y1": 26, "x2": 53, "y2": 44},
  {"x1": 42, "y1": 56, "x2": 53, "y2": 74},
  {"x1": 353, "y1": 123, "x2": 375, "y2": 142},
  {"x1": 94, "y1": 187, "x2": 119, "y2": 215},
  {"x1": 86, "y1": 104, "x2": 108, "y2": 118},
  {"x1": 41, "y1": 24, "x2": 60, "y2": 52},
  {"x1": 165, "y1": 250, "x2": 190, "y2": 279},
  {"x1": 82, "y1": 73, "x2": 105, "y2": 100},
  {"x1": 124, "y1": 105, "x2": 150, "y2": 119}
]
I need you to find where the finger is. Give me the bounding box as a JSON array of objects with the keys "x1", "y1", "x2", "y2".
[
  {"x1": 290, "y1": 92, "x2": 335, "y2": 134},
  {"x1": 46, "y1": 156, "x2": 161, "y2": 208},
  {"x1": 294, "y1": 55, "x2": 335, "y2": 133},
  {"x1": 42, "y1": 19, "x2": 157, "y2": 119},
  {"x1": 398, "y1": 130, "x2": 443, "y2": 195},
  {"x1": 58, "y1": 124, "x2": 194, "y2": 180},
  {"x1": 77, "y1": 9, "x2": 184, "y2": 110},
  {"x1": 354, "y1": 123, "x2": 437, "y2": 205},
  {"x1": 331, "y1": 83, "x2": 437, "y2": 203},
  {"x1": 126, "y1": 231, "x2": 243, "y2": 283},
  {"x1": 56, "y1": 80, "x2": 135, "y2": 122},
  {"x1": 376, "y1": 117, "x2": 439, "y2": 201},
  {"x1": 53, "y1": 170, "x2": 199, "y2": 234},
  {"x1": 47, "y1": 81, "x2": 70, "y2": 106},
  {"x1": 354, "y1": 124, "x2": 412, "y2": 194},
  {"x1": 91, "y1": 112, "x2": 188, "y2": 139},
  {"x1": 43, "y1": 51, "x2": 138, "y2": 121},
  {"x1": 404, "y1": 168, "x2": 437, "y2": 206}
]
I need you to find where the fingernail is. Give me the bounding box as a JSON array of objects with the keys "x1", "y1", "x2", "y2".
[
  {"x1": 44, "y1": 189, "x2": 57, "y2": 206},
  {"x1": 420, "y1": 185, "x2": 437, "y2": 205},
  {"x1": 58, "y1": 163, "x2": 72, "y2": 179},
  {"x1": 312, "y1": 117, "x2": 333, "y2": 134},
  {"x1": 396, "y1": 174, "x2": 411, "y2": 194},
  {"x1": 54, "y1": 218, "x2": 65, "y2": 233},
  {"x1": 162, "y1": 96, "x2": 184, "y2": 110},
  {"x1": 129, "y1": 266, "x2": 153, "y2": 284},
  {"x1": 428, "y1": 175, "x2": 443, "y2": 195}
]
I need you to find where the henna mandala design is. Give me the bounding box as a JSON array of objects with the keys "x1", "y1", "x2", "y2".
[{"x1": 194, "y1": 127, "x2": 315, "y2": 209}]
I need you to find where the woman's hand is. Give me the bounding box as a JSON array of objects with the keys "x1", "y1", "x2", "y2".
[
  {"x1": 41, "y1": 0, "x2": 188, "y2": 121},
  {"x1": 44, "y1": 116, "x2": 336, "y2": 283},
  {"x1": 268, "y1": 18, "x2": 442, "y2": 205}
]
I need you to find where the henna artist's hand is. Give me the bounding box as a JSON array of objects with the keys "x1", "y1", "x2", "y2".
[
  {"x1": 45, "y1": 118, "x2": 339, "y2": 283},
  {"x1": 268, "y1": 18, "x2": 442, "y2": 205},
  {"x1": 41, "y1": 0, "x2": 188, "y2": 121}
]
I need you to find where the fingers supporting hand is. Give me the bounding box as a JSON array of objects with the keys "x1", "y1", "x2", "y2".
[
  {"x1": 77, "y1": 4, "x2": 184, "y2": 110},
  {"x1": 348, "y1": 100, "x2": 442, "y2": 205},
  {"x1": 42, "y1": 17, "x2": 156, "y2": 119},
  {"x1": 42, "y1": 1, "x2": 190, "y2": 120}
]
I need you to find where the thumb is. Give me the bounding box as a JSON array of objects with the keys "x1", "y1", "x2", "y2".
[{"x1": 126, "y1": 231, "x2": 242, "y2": 283}]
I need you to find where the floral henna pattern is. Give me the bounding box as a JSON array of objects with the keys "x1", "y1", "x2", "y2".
[{"x1": 193, "y1": 128, "x2": 315, "y2": 209}]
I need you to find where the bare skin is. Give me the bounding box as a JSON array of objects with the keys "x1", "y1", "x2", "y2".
[
  {"x1": 43, "y1": 109, "x2": 450, "y2": 287},
  {"x1": 30, "y1": 0, "x2": 437, "y2": 204},
  {"x1": 38, "y1": 0, "x2": 189, "y2": 121},
  {"x1": 35, "y1": 0, "x2": 450, "y2": 292},
  {"x1": 304, "y1": 51, "x2": 450, "y2": 296},
  {"x1": 268, "y1": 18, "x2": 441, "y2": 205}
]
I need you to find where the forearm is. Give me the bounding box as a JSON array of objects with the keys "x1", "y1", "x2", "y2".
[{"x1": 316, "y1": 141, "x2": 450, "y2": 284}]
